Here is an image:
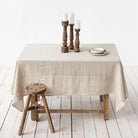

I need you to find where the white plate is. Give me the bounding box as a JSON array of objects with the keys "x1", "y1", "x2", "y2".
[
  {"x1": 89, "y1": 50, "x2": 109, "y2": 56},
  {"x1": 90, "y1": 48, "x2": 105, "y2": 54}
]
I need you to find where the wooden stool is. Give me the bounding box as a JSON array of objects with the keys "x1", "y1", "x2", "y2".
[{"x1": 18, "y1": 83, "x2": 55, "y2": 135}]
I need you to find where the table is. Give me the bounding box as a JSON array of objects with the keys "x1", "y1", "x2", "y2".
[{"x1": 12, "y1": 44, "x2": 128, "y2": 120}]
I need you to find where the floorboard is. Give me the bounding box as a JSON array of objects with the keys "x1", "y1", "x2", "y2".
[
  {"x1": 110, "y1": 94, "x2": 134, "y2": 138},
  {"x1": 91, "y1": 96, "x2": 109, "y2": 138},
  {"x1": 81, "y1": 95, "x2": 97, "y2": 138},
  {"x1": 60, "y1": 96, "x2": 71, "y2": 138},
  {"x1": 103, "y1": 98, "x2": 122, "y2": 138},
  {"x1": 72, "y1": 95, "x2": 84, "y2": 138}
]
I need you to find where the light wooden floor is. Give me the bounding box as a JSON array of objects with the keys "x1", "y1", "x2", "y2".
[{"x1": 0, "y1": 66, "x2": 138, "y2": 138}]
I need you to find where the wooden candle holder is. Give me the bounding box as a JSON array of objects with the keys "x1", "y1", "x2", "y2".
[
  {"x1": 69, "y1": 24, "x2": 74, "y2": 50},
  {"x1": 61, "y1": 21, "x2": 69, "y2": 53},
  {"x1": 74, "y1": 29, "x2": 80, "y2": 52}
]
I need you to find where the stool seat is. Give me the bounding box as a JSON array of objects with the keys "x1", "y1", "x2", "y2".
[{"x1": 25, "y1": 83, "x2": 46, "y2": 94}]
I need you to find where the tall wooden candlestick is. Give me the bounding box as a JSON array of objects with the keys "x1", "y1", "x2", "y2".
[
  {"x1": 74, "y1": 29, "x2": 80, "y2": 52},
  {"x1": 69, "y1": 24, "x2": 74, "y2": 50},
  {"x1": 61, "y1": 21, "x2": 69, "y2": 53}
]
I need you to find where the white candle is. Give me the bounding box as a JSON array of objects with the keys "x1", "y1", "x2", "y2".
[
  {"x1": 75, "y1": 20, "x2": 80, "y2": 29},
  {"x1": 62, "y1": 13, "x2": 68, "y2": 21},
  {"x1": 69, "y1": 12, "x2": 74, "y2": 24}
]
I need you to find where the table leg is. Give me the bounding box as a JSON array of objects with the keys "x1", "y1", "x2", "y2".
[
  {"x1": 31, "y1": 95, "x2": 38, "y2": 121},
  {"x1": 103, "y1": 94, "x2": 109, "y2": 120},
  {"x1": 100, "y1": 95, "x2": 103, "y2": 102}
]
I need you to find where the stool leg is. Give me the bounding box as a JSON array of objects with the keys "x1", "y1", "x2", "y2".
[
  {"x1": 31, "y1": 95, "x2": 39, "y2": 121},
  {"x1": 42, "y1": 94, "x2": 55, "y2": 133},
  {"x1": 103, "y1": 94, "x2": 109, "y2": 120},
  {"x1": 18, "y1": 94, "x2": 31, "y2": 135},
  {"x1": 34, "y1": 94, "x2": 39, "y2": 122}
]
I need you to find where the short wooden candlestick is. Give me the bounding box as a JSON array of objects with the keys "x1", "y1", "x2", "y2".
[
  {"x1": 69, "y1": 24, "x2": 74, "y2": 50},
  {"x1": 61, "y1": 21, "x2": 69, "y2": 53},
  {"x1": 74, "y1": 29, "x2": 80, "y2": 52}
]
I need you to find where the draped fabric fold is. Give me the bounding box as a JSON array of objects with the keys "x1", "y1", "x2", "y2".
[{"x1": 11, "y1": 44, "x2": 128, "y2": 111}]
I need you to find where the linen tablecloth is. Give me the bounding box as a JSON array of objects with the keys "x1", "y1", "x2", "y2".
[{"x1": 12, "y1": 44, "x2": 128, "y2": 111}]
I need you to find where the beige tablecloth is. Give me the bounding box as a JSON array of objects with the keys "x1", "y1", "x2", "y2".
[{"x1": 12, "y1": 44, "x2": 128, "y2": 111}]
